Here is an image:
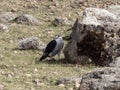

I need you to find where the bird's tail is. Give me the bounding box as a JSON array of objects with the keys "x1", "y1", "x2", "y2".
[{"x1": 39, "y1": 53, "x2": 48, "y2": 61}]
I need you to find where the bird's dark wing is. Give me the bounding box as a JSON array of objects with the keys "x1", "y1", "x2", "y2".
[
  {"x1": 39, "y1": 40, "x2": 56, "y2": 61},
  {"x1": 44, "y1": 40, "x2": 57, "y2": 53}
]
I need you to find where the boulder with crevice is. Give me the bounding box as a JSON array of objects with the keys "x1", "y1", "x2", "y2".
[{"x1": 64, "y1": 6, "x2": 120, "y2": 66}]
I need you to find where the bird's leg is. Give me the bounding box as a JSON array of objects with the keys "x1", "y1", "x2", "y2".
[{"x1": 57, "y1": 52, "x2": 61, "y2": 60}]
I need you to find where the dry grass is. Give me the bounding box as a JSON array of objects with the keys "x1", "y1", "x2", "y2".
[{"x1": 0, "y1": 0, "x2": 118, "y2": 90}]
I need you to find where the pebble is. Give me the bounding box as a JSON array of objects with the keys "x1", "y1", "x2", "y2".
[
  {"x1": 26, "y1": 74, "x2": 31, "y2": 77},
  {"x1": 0, "y1": 84, "x2": 4, "y2": 90},
  {"x1": 69, "y1": 87, "x2": 73, "y2": 90},
  {"x1": 75, "y1": 82, "x2": 80, "y2": 89},
  {"x1": 34, "y1": 68, "x2": 38, "y2": 72},
  {"x1": 58, "y1": 84, "x2": 65, "y2": 87},
  {"x1": 0, "y1": 24, "x2": 9, "y2": 32}
]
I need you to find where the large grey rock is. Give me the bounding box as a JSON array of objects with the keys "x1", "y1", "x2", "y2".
[
  {"x1": 82, "y1": 7, "x2": 120, "y2": 25},
  {"x1": 0, "y1": 12, "x2": 16, "y2": 22},
  {"x1": 64, "y1": 7, "x2": 120, "y2": 66},
  {"x1": 79, "y1": 67, "x2": 120, "y2": 90},
  {"x1": 109, "y1": 57, "x2": 120, "y2": 68},
  {"x1": 107, "y1": 5, "x2": 120, "y2": 17},
  {"x1": 14, "y1": 14, "x2": 42, "y2": 25},
  {"x1": 18, "y1": 37, "x2": 45, "y2": 50}
]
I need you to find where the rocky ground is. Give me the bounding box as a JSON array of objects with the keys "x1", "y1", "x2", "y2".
[{"x1": 0, "y1": 0, "x2": 120, "y2": 90}]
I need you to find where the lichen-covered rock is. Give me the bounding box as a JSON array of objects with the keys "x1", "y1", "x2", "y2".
[
  {"x1": 109, "y1": 57, "x2": 120, "y2": 68},
  {"x1": 14, "y1": 14, "x2": 42, "y2": 25},
  {"x1": 64, "y1": 7, "x2": 120, "y2": 66},
  {"x1": 0, "y1": 12, "x2": 16, "y2": 22},
  {"x1": 107, "y1": 5, "x2": 120, "y2": 16},
  {"x1": 79, "y1": 67, "x2": 120, "y2": 90},
  {"x1": 82, "y1": 7, "x2": 119, "y2": 25},
  {"x1": 18, "y1": 37, "x2": 45, "y2": 50}
]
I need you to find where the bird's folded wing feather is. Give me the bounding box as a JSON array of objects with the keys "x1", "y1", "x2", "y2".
[{"x1": 44, "y1": 40, "x2": 57, "y2": 54}]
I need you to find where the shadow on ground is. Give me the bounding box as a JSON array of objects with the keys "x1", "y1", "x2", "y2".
[{"x1": 35, "y1": 58, "x2": 68, "y2": 64}]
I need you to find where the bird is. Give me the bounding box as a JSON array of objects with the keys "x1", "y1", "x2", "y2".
[{"x1": 39, "y1": 35, "x2": 64, "y2": 61}]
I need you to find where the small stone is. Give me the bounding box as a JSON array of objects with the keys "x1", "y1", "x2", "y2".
[
  {"x1": 52, "y1": 72, "x2": 58, "y2": 75},
  {"x1": 58, "y1": 84, "x2": 65, "y2": 87},
  {"x1": 11, "y1": 8, "x2": 18, "y2": 12},
  {"x1": 69, "y1": 87, "x2": 73, "y2": 90},
  {"x1": 13, "y1": 51, "x2": 17, "y2": 54},
  {"x1": 104, "y1": 44, "x2": 109, "y2": 49},
  {"x1": 47, "y1": 30, "x2": 55, "y2": 34},
  {"x1": 0, "y1": 84, "x2": 4, "y2": 90},
  {"x1": 75, "y1": 82, "x2": 80, "y2": 89},
  {"x1": 38, "y1": 34, "x2": 41, "y2": 37},
  {"x1": 10, "y1": 72, "x2": 14, "y2": 76},
  {"x1": 8, "y1": 74, "x2": 12, "y2": 78},
  {"x1": 10, "y1": 40, "x2": 13, "y2": 44},
  {"x1": 0, "y1": 54, "x2": 4, "y2": 60},
  {"x1": 0, "y1": 24, "x2": 9, "y2": 32},
  {"x1": 26, "y1": 74, "x2": 31, "y2": 77},
  {"x1": 33, "y1": 79, "x2": 44, "y2": 86},
  {"x1": 34, "y1": 68, "x2": 38, "y2": 72},
  {"x1": 34, "y1": 79, "x2": 39, "y2": 83},
  {"x1": 0, "y1": 70, "x2": 4, "y2": 74},
  {"x1": 7, "y1": 72, "x2": 14, "y2": 78},
  {"x1": 37, "y1": 82, "x2": 44, "y2": 86},
  {"x1": 13, "y1": 65, "x2": 16, "y2": 67}
]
